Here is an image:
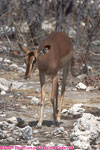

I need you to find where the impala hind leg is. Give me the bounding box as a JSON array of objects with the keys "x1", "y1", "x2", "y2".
[
  {"x1": 51, "y1": 76, "x2": 59, "y2": 125},
  {"x1": 57, "y1": 65, "x2": 69, "y2": 123},
  {"x1": 37, "y1": 73, "x2": 45, "y2": 128}
]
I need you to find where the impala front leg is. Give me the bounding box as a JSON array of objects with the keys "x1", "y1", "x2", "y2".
[{"x1": 37, "y1": 72, "x2": 45, "y2": 128}]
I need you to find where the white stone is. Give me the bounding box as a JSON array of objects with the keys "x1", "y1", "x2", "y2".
[
  {"x1": 0, "y1": 58, "x2": 11, "y2": 63},
  {"x1": 17, "y1": 67, "x2": 26, "y2": 73},
  {"x1": 68, "y1": 104, "x2": 85, "y2": 116},
  {"x1": 81, "y1": 22, "x2": 85, "y2": 26},
  {"x1": 21, "y1": 105, "x2": 27, "y2": 109},
  {"x1": 0, "y1": 57, "x2": 3, "y2": 61},
  {"x1": 42, "y1": 20, "x2": 56, "y2": 31},
  {"x1": 0, "y1": 90, "x2": 6, "y2": 95},
  {"x1": 7, "y1": 117, "x2": 18, "y2": 125},
  {"x1": 52, "y1": 127, "x2": 65, "y2": 135},
  {"x1": 76, "y1": 82, "x2": 87, "y2": 90},
  {"x1": 9, "y1": 63, "x2": 18, "y2": 69},
  {"x1": 69, "y1": 27, "x2": 76, "y2": 39},
  {"x1": 11, "y1": 81, "x2": 24, "y2": 89},
  {"x1": 70, "y1": 113, "x2": 100, "y2": 149},
  {"x1": 86, "y1": 86, "x2": 98, "y2": 92},
  {"x1": 21, "y1": 126, "x2": 32, "y2": 140},
  {"x1": 20, "y1": 22, "x2": 29, "y2": 33},
  {"x1": 92, "y1": 40, "x2": 100, "y2": 45},
  {"x1": 0, "y1": 83, "x2": 9, "y2": 91},
  {"x1": 31, "y1": 97, "x2": 40, "y2": 104},
  {"x1": 4, "y1": 58, "x2": 11, "y2": 63},
  {"x1": 61, "y1": 109, "x2": 68, "y2": 114},
  {"x1": 33, "y1": 129, "x2": 39, "y2": 134},
  {"x1": 0, "y1": 113, "x2": 6, "y2": 117},
  {"x1": 0, "y1": 78, "x2": 11, "y2": 87},
  {"x1": 0, "y1": 25, "x2": 16, "y2": 36}
]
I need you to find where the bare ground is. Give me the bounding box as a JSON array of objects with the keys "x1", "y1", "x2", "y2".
[{"x1": 0, "y1": 52, "x2": 100, "y2": 148}]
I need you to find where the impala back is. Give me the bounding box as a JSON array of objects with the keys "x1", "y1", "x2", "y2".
[{"x1": 38, "y1": 32, "x2": 73, "y2": 75}]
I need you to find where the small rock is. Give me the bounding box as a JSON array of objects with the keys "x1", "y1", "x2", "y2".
[
  {"x1": 0, "y1": 78, "x2": 11, "y2": 91},
  {"x1": 0, "y1": 84, "x2": 9, "y2": 91},
  {"x1": 12, "y1": 127, "x2": 22, "y2": 138},
  {"x1": 7, "y1": 124, "x2": 15, "y2": 131},
  {"x1": 76, "y1": 82, "x2": 87, "y2": 90},
  {"x1": 21, "y1": 105, "x2": 27, "y2": 109},
  {"x1": 9, "y1": 95, "x2": 13, "y2": 98},
  {"x1": 71, "y1": 87, "x2": 77, "y2": 91},
  {"x1": 31, "y1": 97, "x2": 40, "y2": 105},
  {"x1": 81, "y1": 21, "x2": 85, "y2": 26},
  {"x1": 0, "y1": 129, "x2": 7, "y2": 139},
  {"x1": 7, "y1": 117, "x2": 24, "y2": 126},
  {"x1": 33, "y1": 129, "x2": 39, "y2": 134},
  {"x1": 0, "y1": 78, "x2": 10, "y2": 87},
  {"x1": 61, "y1": 109, "x2": 68, "y2": 114},
  {"x1": 17, "y1": 67, "x2": 26, "y2": 73},
  {"x1": 7, "y1": 137, "x2": 14, "y2": 142},
  {"x1": 9, "y1": 63, "x2": 18, "y2": 70},
  {"x1": 4, "y1": 58, "x2": 11, "y2": 64},
  {"x1": 62, "y1": 104, "x2": 85, "y2": 117},
  {"x1": 0, "y1": 25, "x2": 16, "y2": 36},
  {"x1": 7, "y1": 117, "x2": 18, "y2": 125},
  {"x1": 28, "y1": 138, "x2": 39, "y2": 146},
  {"x1": 42, "y1": 20, "x2": 56, "y2": 31},
  {"x1": 0, "y1": 113, "x2": 6, "y2": 118},
  {"x1": 0, "y1": 121, "x2": 9, "y2": 130},
  {"x1": 20, "y1": 22, "x2": 29, "y2": 33},
  {"x1": 69, "y1": 27, "x2": 76, "y2": 39},
  {"x1": 0, "y1": 57, "x2": 3, "y2": 61},
  {"x1": 33, "y1": 113, "x2": 39, "y2": 119},
  {"x1": 51, "y1": 127, "x2": 65, "y2": 135},
  {"x1": 86, "y1": 86, "x2": 98, "y2": 92},
  {"x1": 0, "y1": 58, "x2": 11, "y2": 63},
  {"x1": 21, "y1": 126, "x2": 32, "y2": 140},
  {"x1": 68, "y1": 104, "x2": 85, "y2": 116},
  {"x1": 92, "y1": 40, "x2": 100, "y2": 46},
  {"x1": 11, "y1": 81, "x2": 24, "y2": 89},
  {"x1": 0, "y1": 90, "x2": 6, "y2": 95}
]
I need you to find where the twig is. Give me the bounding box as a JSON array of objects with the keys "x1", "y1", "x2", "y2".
[
  {"x1": 85, "y1": 17, "x2": 100, "y2": 75},
  {"x1": 75, "y1": 0, "x2": 88, "y2": 55}
]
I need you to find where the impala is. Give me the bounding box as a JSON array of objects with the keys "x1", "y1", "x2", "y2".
[{"x1": 18, "y1": 32, "x2": 74, "y2": 128}]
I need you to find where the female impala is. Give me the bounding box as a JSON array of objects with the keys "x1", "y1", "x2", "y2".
[{"x1": 18, "y1": 32, "x2": 73, "y2": 128}]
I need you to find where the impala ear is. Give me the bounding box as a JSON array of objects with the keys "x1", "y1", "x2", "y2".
[{"x1": 18, "y1": 42, "x2": 29, "y2": 54}]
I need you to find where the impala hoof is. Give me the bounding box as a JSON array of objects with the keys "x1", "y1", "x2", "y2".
[
  {"x1": 36, "y1": 123, "x2": 42, "y2": 129},
  {"x1": 36, "y1": 125, "x2": 42, "y2": 129},
  {"x1": 54, "y1": 120, "x2": 60, "y2": 126}
]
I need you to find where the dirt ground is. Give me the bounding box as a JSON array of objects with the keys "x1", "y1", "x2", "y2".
[{"x1": 0, "y1": 52, "x2": 100, "y2": 148}]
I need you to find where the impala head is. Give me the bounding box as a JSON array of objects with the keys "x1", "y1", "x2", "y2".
[
  {"x1": 24, "y1": 50, "x2": 38, "y2": 79},
  {"x1": 18, "y1": 42, "x2": 38, "y2": 79}
]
